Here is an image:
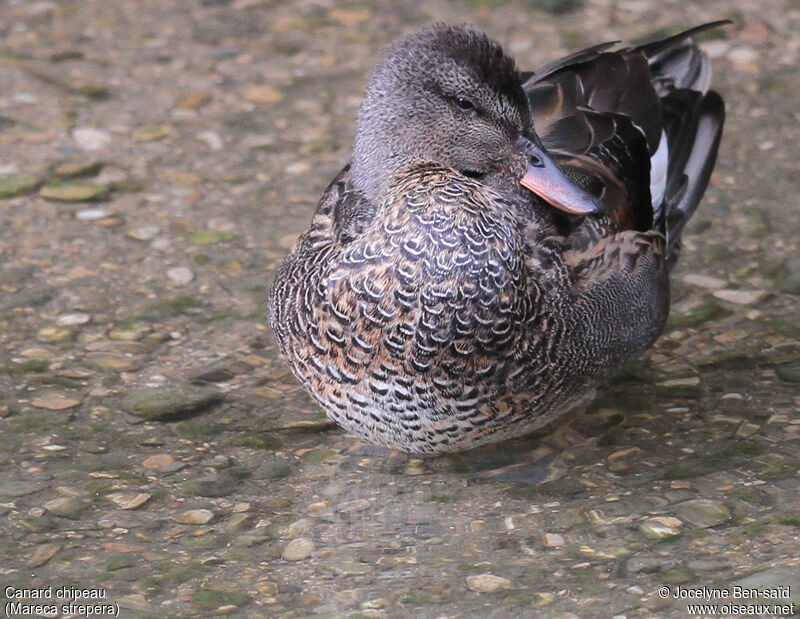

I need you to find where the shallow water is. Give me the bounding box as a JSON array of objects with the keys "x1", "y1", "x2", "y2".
[{"x1": 1, "y1": 1, "x2": 799, "y2": 617}]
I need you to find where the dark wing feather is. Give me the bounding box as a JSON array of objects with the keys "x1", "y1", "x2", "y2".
[{"x1": 524, "y1": 21, "x2": 728, "y2": 257}]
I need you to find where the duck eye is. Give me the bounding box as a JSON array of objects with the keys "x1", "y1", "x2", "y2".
[{"x1": 456, "y1": 97, "x2": 474, "y2": 111}]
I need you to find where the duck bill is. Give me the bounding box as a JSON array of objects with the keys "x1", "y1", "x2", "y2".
[{"x1": 518, "y1": 137, "x2": 604, "y2": 216}]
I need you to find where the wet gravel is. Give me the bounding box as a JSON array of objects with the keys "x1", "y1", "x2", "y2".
[{"x1": 1, "y1": 0, "x2": 799, "y2": 617}]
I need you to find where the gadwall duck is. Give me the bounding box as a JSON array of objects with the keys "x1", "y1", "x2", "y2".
[{"x1": 269, "y1": 22, "x2": 727, "y2": 453}]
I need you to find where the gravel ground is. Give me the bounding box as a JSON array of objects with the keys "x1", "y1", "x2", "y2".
[{"x1": 1, "y1": 0, "x2": 799, "y2": 617}]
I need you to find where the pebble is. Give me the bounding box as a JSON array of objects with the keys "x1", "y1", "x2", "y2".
[
  {"x1": 44, "y1": 496, "x2": 86, "y2": 519},
  {"x1": 182, "y1": 473, "x2": 238, "y2": 497},
  {"x1": 40, "y1": 181, "x2": 109, "y2": 202},
  {"x1": 639, "y1": 516, "x2": 683, "y2": 539},
  {"x1": 197, "y1": 130, "x2": 223, "y2": 151},
  {"x1": 31, "y1": 395, "x2": 80, "y2": 410},
  {"x1": 282, "y1": 537, "x2": 313, "y2": 561},
  {"x1": 56, "y1": 312, "x2": 91, "y2": 326},
  {"x1": 543, "y1": 532, "x2": 565, "y2": 548},
  {"x1": 121, "y1": 385, "x2": 224, "y2": 421},
  {"x1": 337, "y1": 498, "x2": 371, "y2": 514},
  {"x1": 0, "y1": 173, "x2": 39, "y2": 198},
  {"x1": 674, "y1": 499, "x2": 731, "y2": 528},
  {"x1": 713, "y1": 289, "x2": 768, "y2": 305},
  {"x1": 107, "y1": 492, "x2": 151, "y2": 510},
  {"x1": 142, "y1": 454, "x2": 176, "y2": 469},
  {"x1": 774, "y1": 257, "x2": 800, "y2": 294},
  {"x1": 176, "y1": 90, "x2": 212, "y2": 109},
  {"x1": 27, "y1": 543, "x2": 62, "y2": 568},
  {"x1": 466, "y1": 573, "x2": 512, "y2": 593},
  {"x1": 108, "y1": 323, "x2": 150, "y2": 341},
  {"x1": 174, "y1": 509, "x2": 214, "y2": 524},
  {"x1": 167, "y1": 266, "x2": 194, "y2": 285},
  {"x1": 286, "y1": 518, "x2": 314, "y2": 538},
  {"x1": 72, "y1": 127, "x2": 112, "y2": 150},
  {"x1": 776, "y1": 363, "x2": 800, "y2": 383},
  {"x1": 243, "y1": 84, "x2": 284, "y2": 104},
  {"x1": 37, "y1": 326, "x2": 75, "y2": 342},
  {"x1": 681, "y1": 273, "x2": 727, "y2": 290},
  {"x1": 76, "y1": 207, "x2": 108, "y2": 221},
  {"x1": 85, "y1": 352, "x2": 143, "y2": 372},
  {"x1": 126, "y1": 225, "x2": 161, "y2": 242}
]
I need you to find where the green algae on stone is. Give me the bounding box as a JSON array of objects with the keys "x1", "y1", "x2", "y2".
[
  {"x1": 37, "y1": 325, "x2": 75, "y2": 342},
  {"x1": 667, "y1": 297, "x2": 731, "y2": 329},
  {"x1": 775, "y1": 363, "x2": 800, "y2": 382},
  {"x1": 181, "y1": 472, "x2": 239, "y2": 497},
  {"x1": 0, "y1": 173, "x2": 40, "y2": 198},
  {"x1": 39, "y1": 180, "x2": 109, "y2": 201},
  {"x1": 773, "y1": 257, "x2": 800, "y2": 295},
  {"x1": 191, "y1": 589, "x2": 251, "y2": 612},
  {"x1": 121, "y1": 385, "x2": 224, "y2": 421},
  {"x1": 188, "y1": 229, "x2": 235, "y2": 245}
]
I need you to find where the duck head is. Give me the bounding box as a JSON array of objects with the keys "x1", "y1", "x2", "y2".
[{"x1": 350, "y1": 23, "x2": 604, "y2": 216}]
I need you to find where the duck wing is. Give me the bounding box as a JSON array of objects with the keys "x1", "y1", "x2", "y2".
[{"x1": 524, "y1": 21, "x2": 727, "y2": 254}]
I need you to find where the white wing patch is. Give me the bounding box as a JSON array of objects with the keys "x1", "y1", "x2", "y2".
[{"x1": 650, "y1": 129, "x2": 669, "y2": 215}]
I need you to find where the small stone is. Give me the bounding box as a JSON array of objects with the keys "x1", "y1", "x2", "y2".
[
  {"x1": 197, "y1": 130, "x2": 223, "y2": 151},
  {"x1": 85, "y1": 352, "x2": 142, "y2": 372},
  {"x1": 40, "y1": 181, "x2": 109, "y2": 202},
  {"x1": 44, "y1": 496, "x2": 86, "y2": 519},
  {"x1": 133, "y1": 124, "x2": 171, "y2": 142},
  {"x1": 0, "y1": 480, "x2": 45, "y2": 498},
  {"x1": 37, "y1": 326, "x2": 75, "y2": 342},
  {"x1": 286, "y1": 518, "x2": 314, "y2": 538},
  {"x1": 0, "y1": 173, "x2": 39, "y2": 198},
  {"x1": 167, "y1": 266, "x2": 194, "y2": 285},
  {"x1": 243, "y1": 84, "x2": 284, "y2": 104},
  {"x1": 31, "y1": 395, "x2": 80, "y2": 410},
  {"x1": 107, "y1": 492, "x2": 151, "y2": 510},
  {"x1": 655, "y1": 376, "x2": 702, "y2": 398},
  {"x1": 121, "y1": 385, "x2": 224, "y2": 421},
  {"x1": 76, "y1": 207, "x2": 108, "y2": 221},
  {"x1": 405, "y1": 459, "x2": 428, "y2": 476},
  {"x1": 282, "y1": 537, "x2": 313, "y2": 561},
  {"x1": 174, "y1": 509, "x2": 214, "y2": 524},
  {"x1": 176, "y1": 90, "x2": 212, "y2": 109},
  {"x1": 625, "y1": 556, "x2": 676, "y2": 574},
  {"x1": 361, "y1": 598, "x2": 389, "y2": 610},
  {"x1": 142, "y1": 454, "x2": 176, "y2": 470},
  {"x1": 56, "y1": 312, "x2": 91, "y2": 326},
  {"x1": 775, "y1": 363, "x2": 800, "y2": 383},
  {"x1": 27, "y1": 543, "x2": 62, "y2": 567},
  {"x1": 226, "y1": 513, "x2": 254, "y2": 532},
  {"x1": 466, "y1": 573, "x2": 512, "y2": 593},
  {"x1": 674, "y1": 499, "x2": 731, "y2": 528},
  {"x1": 188, "y1": 229, "x2": 234, "y2": 245},
  {"x1": 337, "y1": 499, "x2": 371, "y2": 514},
  {"x1": 53, "y1": 159, "x2": 102, "y2": 178},
  {"x1": 182, "y1": 473, "x2": 238, "y2": 498},
  {"x1": 73, "y1": 127, "x2": 111, "y2": 150},
  {"x1": 126, "y1": 225, "x2": 161, "y2": 242},
  {"x1": 191, "y1": 588, "x2": 251, "y2": 611},
  {"x1": 774, "y1": 257, "x2": 800, "y2": 295},
  {"x1": 736, "y1": 422, "x2": 761, "y2": 438},
  {"x1": 713, "y1": 289, "x2": 768, "y2": 305},
  {"x1": 640, "y1": 516, "x2": 683, "y2": 539},
  {"x1": 543, "y1": 533, "x2": 565, "y2": 548},
  {"x1": 108, "y1": 323, "x2": 150, "y2": 341},
  {"x1": 681, "y1": 273, "x2": 727, "y2": 290}
]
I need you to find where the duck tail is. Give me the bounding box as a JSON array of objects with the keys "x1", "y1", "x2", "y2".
[{"x1": 641, "y1": 21, "x2": 729, "y2": 257}]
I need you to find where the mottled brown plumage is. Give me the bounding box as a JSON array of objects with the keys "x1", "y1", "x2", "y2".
[{"x1": 269, "y1": 22, "x2": 726, "y2": 453}]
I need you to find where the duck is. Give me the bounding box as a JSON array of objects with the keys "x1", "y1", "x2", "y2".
[{"x1": 268, "y1": 21, "x2": 727, "y2": 453}]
